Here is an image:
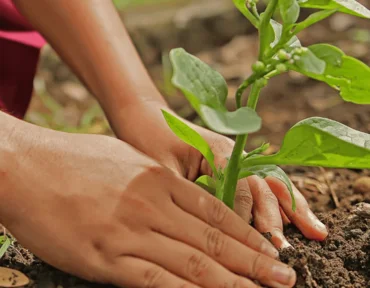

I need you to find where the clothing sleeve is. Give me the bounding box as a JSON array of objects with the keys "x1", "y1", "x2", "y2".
[{"x1": 0, "y1": 0, "x2": 46, "y2": 118}]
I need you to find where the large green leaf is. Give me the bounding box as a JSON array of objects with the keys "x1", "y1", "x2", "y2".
[
  {"x1": 242, "y1": 117, "x2": 370, "y2": 169},
  {"x1": 169, "y1": 48, "x2": 262, "y2": 135},
  {"x1": 162, "y1": 110, "x2": 217, "y2": 174},
  {"x1": 199, "y1": 105, "x2": 262, "y2": 135},
  {"x1": 293, "y1": 9, "x2": 337, "y2": 34},
  {"x1": 298, "y1": 0, "x2": 370, "y2": 19},
  {"x1": 279, "y1": 0, "x2": 300, "y2": 24},
  {"x1": 239, "y1": 165, "x2": 296, "y2": 210},
  {"x1": 170, "y1": 48, "x2": 228, "y2": 110},
  {"x1": 292, "y1": 44, "x2": 370, "y2": 104}
]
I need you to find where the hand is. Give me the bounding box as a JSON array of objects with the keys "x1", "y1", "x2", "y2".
[
  {"x1": 116, "y1": 102, "x2": 328, "y2": 249},
  {"x1": 0, "y1": 118, "x2": 296, "y2": 288}
]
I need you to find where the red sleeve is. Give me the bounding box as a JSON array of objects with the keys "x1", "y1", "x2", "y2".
[{"x1": 0, "y1": 0, "x2": 46, "y2": 118}]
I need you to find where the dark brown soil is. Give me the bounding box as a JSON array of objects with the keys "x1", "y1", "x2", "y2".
[{"x1": 1, "y1": 0, "x2": 370, "y2": 287}]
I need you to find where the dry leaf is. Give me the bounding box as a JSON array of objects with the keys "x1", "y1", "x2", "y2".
[{"x1": 0, "y1": 267, "x2": 29, "y2": 287}]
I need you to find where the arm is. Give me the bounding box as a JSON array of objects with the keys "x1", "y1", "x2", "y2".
[{"x1": 13, "y1": 0, "x2": 169, "y2": 136}]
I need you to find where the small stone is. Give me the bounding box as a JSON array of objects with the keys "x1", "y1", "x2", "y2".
[
  {"x1": 353, "y1": 177, "x2": 370, "y2": 194},
  {"x1": 328, "y1": 243, "x2": 337, "y2": 251},
  {"x1": 352, "y1": 202, "x2": 370, "y2": 219},
  {"x1": 349, "y1": 229, "x2": 363, "y2": 237}
]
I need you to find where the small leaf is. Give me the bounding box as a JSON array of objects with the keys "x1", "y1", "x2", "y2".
[
  {"x1": 298, "y1": 0, "x2": 370, "y2": 19},
  {"x1": 293, "y1": 44, "x2": 370, "y2": 104},
  {"x1": 279, "y1": 0, "x2": 300, "y2": 24},
  {"x1": 243, "y1": 117, "x2": 370, "y2": 169},
  {"x1": 195, "y1": 175, "x2": 217, "y2": 196},
  {"x1": 269, "y1": 20, "x2": 301, "y2": 48},
  {"x1": 290, "y1": 48, "x2": 326, "y2": 74},
  {"x1": 293, "y1": 9, "x2": 337, "y2": 34},
  {"x1": 239, "y1": 165, "x2": 296, "y2": 211},
  {"x1": 0, "y1": 267, "x2": 29, "y2": 287},
  {"x1": 199, "y1": 105, "x2": 262, "y2": 135},
  {"x1": 170, "y1": 48, "x2": 228, "y2": 110},
  {"x1": 0, "y1": 236, "x2": 10, "y2": 259},
  {"x1": 162, "y1": 110, "x2": 217, "y2": 174}
]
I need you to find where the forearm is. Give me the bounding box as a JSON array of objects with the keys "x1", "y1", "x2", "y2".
[{"x1": 13, "y1": 0, "x2": 168, "y2": 132}]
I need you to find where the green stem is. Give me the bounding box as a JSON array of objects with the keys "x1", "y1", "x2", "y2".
[
  {"x1": 222, "y1": 84, "x2": 262, "y2": 209},
  {"x1": 235, "y1": 74, "x2": 258, "y2": 108},
  {"x1": 258, "y1": 0, "x2": 279, "y2": 61}
]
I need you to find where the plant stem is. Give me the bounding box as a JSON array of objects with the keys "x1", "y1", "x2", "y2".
[
  {"x1": 258, "y1": 0, "x2": 279, "y2": 61},
  {"x1": 235, "y1": 73, "x2": 258, "y2": 108},
  {"x1": 222, "y1": 84, "x2": 262, "y2": 209}
]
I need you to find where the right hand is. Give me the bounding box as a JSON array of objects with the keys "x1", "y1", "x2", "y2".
[{"x1": 0, "y1": 120, "x2": 296, "y2": 288}]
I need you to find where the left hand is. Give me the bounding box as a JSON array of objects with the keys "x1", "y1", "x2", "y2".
[{"x1": 114, "y1": 101, "x2": 328, "y2": 249}]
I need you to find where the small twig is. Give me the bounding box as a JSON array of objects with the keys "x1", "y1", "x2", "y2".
[
  {"x1": 303, "y1": 264, "x2": 319, "y2": 288},
  {"x1": 320, "y1": 167, "x2": 340, "y2": 208}
]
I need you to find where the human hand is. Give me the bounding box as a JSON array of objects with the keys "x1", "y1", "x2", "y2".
[
  {"x1": 0, "y1": 117, "x2": 296, "y2": 288},
  {"x1": 115, "y1": 102, "x2": 328, "y2": 249}
]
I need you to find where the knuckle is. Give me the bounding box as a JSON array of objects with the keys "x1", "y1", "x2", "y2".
[
  {"x1": 208, "y1": 197, "x2": 229, "y2": 225},
  {"x1": 250, "y1": 253, "x2": 263, "y2": 279},
  {"x1": 263, "y1": 189, "x2": 279, "y2": 205},
  {"x1": 186, "y1": 253, "x2": 209, "y2": 280},
  {"x1": 144, "y1": 267, "x2": 165, "y2": 288},
  {"x1": 234, "y1": 190, "x2": 253, "y2": 209},
  {"x1": 204, "y1": 227, "x2": 227, "y2": 258}
]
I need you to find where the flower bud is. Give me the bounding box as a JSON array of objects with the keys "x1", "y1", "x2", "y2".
[
  {"x1": 278, "y1": 49, "x2": 291, "y2": 61},
  {"x1": 252, "y1": 61, "x2": 266, "y2": 72},
  {"x1": 276, "y1": 63, "x2": 288, "y2": 73}
]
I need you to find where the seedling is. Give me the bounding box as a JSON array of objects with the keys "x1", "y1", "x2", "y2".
[{"x1": 162, "y1": 0, "x2": 370, "y2": 210}]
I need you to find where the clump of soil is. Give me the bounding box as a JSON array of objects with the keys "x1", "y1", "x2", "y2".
[{"x1": 280, "y1": 203, "x2": 370, "y2": 288}]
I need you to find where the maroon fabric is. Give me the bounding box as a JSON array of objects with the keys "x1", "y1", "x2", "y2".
[{"x1": 0, "y1": 0, "x2": 46, "y2": 118}]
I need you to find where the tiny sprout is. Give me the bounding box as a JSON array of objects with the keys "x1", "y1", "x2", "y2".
[
  {"x1": 252, "y1": 61, "x2": 266, "y2": 72},
  {"x1": 276, "y1": 63, "x2": 288, "y2": 73}
]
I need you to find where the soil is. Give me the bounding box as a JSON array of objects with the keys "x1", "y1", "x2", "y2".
[{"x1": 1, "y1": 0, "x2": 370, "y2": 287}]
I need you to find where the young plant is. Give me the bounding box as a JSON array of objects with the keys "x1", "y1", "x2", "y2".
[{"x1": 162, "y1": 0, "x2": 370, "y2": 211}]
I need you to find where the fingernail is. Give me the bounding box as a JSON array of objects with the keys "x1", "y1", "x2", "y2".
[
  {"x1": 261, "y1": 241, "x2": 279, "y2": 259},
  {"x1": 309, "y1": 211, "x2": 328, "y2": 235},
  {"x1": 272, "y1": 265, "x2": 296, "y2": 285},
  {"x1": 271, "y1": 230, "x2": 292, "y2": 249}
]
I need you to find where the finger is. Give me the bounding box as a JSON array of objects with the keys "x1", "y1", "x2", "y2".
[
  {"x1": 133, "y1": 232, "x2": 261, "y2": 288},
  {"x1": 171, "y1": 179, "x2": 279, "y2": 259},
  {"x1": 234, "y1": 178, "x2": 253, "y2": 223},
  {"x1": 265, "y1": 177, "x2": 328, "y2": 240},
  {"x1": 110, "y1": 256, "x2": 199, "y2": 288},
  {"x1": 158, "y1": 205, "x2": 296, "y2": 287},
  {"x1": 247, "y1": 176, "x2": 291, "y2": 249},
  {"x1": 280, "y1": 207, "x2": 291, "y2": 226}
]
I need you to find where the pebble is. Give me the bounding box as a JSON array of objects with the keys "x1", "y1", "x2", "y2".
[
  {"x1": 353, "y1": 177, "x2": 370, "y2": 194},
  {"x1": 352, "y1": 202, "x2": 370, "y2": 219}
]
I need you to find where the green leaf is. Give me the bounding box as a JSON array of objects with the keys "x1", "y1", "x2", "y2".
[
  {"x1": 290, "y1": 48, "x2": 326, "y2": 74},
  {"x1": 298, "y1": 0, "x2": 370, "y2": 19},
  {"x1": 293, "y1": 9, "x2": 337, "y2": 34},
  {"x1": 293, "y1": 44, "x2": 370, "y2": 104},
  {"x1": 199, "y1": 105, "x2": 262, "y2": 135},
  {"x1": 169, "y1": 48, "x2": 262, "y2": 135},
  {"x1": 0, "y1": 236, "x2": 10, "y2": 259},
  {"x1": 243, "y1": 117, "x2": 370, "y2": 169},
  {"x1": 195, "y1": 175, "x2": 217, "y2": 196},
  {"x1": 162, "y1": 110, "x2": 217, "y2": 174},
  {"x1": 239, "y1": 165, "x2": 296, "y2": 211},
  {"x1": 170, "y1": 48, "x2": 228, "y2": 111},
  {"x1": 269, "y1": 20, "x2": 301, "y2": 48},
  {"x1": 279, "y1": 0, "x2": 300, "y2": 24}
]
